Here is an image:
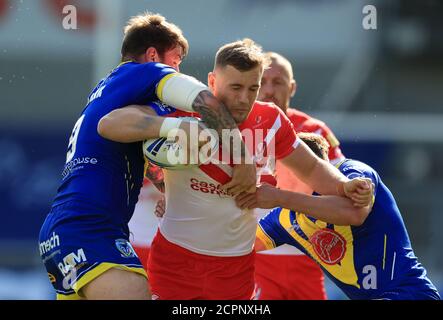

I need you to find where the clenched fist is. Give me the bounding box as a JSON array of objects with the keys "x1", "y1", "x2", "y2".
[{"x1": 342, "y1": 178, "x2": 374, "y2": 208}]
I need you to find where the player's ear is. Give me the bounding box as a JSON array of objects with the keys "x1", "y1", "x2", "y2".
[
  {"x1": 290, "y1": 79, "x2": 297, "y2": 98},
  {"x1": 145, "y1": 47, "x2": 160, "y2": 63},
  {"x1": 208, "y1": 72, "x2": 216, "y2": 92}
]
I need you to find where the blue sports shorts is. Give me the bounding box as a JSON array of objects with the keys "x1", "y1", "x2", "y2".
[{"x1": 38, "y1": 203, "x2": 147, "y2": 300}]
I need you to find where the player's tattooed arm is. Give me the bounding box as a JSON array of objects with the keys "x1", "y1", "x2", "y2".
[
  {"x1": 192, "y1": 90, "x2": 256, "y2": 195},
  {"x1": 192, "y1": 90, "x2": 247, "y2": 159},
  {"x1": 192, "y1": 91, "x2": 236, "y2": 134},
  {"x1": 144, "y1": 162, "x2": 165, "y2": 193}
]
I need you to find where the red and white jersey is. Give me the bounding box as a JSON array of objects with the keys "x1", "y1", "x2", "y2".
[{"x1": 160, "y1": 101, "x2": 299, "y2": 257}]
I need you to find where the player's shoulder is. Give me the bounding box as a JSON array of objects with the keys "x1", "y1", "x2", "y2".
[
  {"x1": 253, "y1": 101, "x2": 283, "y2": 115},
  {"x1": 260, "y1": 206, "x2": 285, "y2": 223},
  {"x1": 286, "y1": 108, "x2": 311, "y2": 121},
  {"x1": 287, "y1": 108, "x2": 326, "y2": 127},
  {"x1": 338, "y1": 159, "x2": 379, "y2": 181},
  {"x1": 110, "y1": 61, "x2": 140, "y2": 75},
  {"x1": 249, "y1": 101, "x2": 294, "y2": 132},
  {"x1": 113, "y1": 61, "x2": 175, "y2": 77}
]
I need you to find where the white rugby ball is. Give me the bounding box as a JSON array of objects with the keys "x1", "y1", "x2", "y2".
[{"x1": 142, "y1": 117, "x2": 217, "y2": 170}]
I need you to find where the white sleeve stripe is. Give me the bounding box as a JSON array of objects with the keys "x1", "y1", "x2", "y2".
[{"x1": 264, "y1": 114, "x2": 281, "y2": 147}]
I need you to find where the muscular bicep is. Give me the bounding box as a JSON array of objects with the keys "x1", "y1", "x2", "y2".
[
  {"x1": 280, "y1": 140, "x2": 349, "y2": 196},
  {"x1": 279, "y1": 141, "x2": 320, "y2": 184},
  {"x1": 97, "y1": 105, "x2": 164, "y2": 143}
]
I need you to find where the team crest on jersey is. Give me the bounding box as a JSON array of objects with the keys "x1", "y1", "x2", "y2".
[
  {"x1": 115, "y1": 239, "x2": 137, "y2": 258},
  {"x1": 309, "y1": 228, "x2": 346, "y2": 265}
]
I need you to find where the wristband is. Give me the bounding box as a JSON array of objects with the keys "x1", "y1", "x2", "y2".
[{"x1": 159, "y1": 117, "x2": 182, "y2": 137}]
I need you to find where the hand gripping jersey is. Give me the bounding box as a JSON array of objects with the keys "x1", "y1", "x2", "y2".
[
  {"x1": 49, "y1": 62, "x2": 176, "y2": 232},
  {"x1": 257, "y1": 159, "x2": 441, "y2": 300},
  {"x1": 149, "y1": 101, "x2": 299, "y2": 256}
]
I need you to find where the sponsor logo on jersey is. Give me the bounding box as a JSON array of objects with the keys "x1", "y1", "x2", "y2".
[
  {"x1": 62, "y1": 157, "x2": 98, "y2": 178},
  {"x1": 115, "y1": 239, "x2": 137, "y2": 258},
  {"x1": 310, "y1": 228, "x2": 346, "y2": 265},
  {"x1": 39, "y1": 232, "x2": 60, "y2": 255},
  {"x1": 58, "y1": 248, "x2": 88, "y2": 277},
  {"x1": 190, "y1": 178, "x2": 229, "y2": 196},
  {"x1": 57, "y1": 248, "x2": 88, "y2": 290}
]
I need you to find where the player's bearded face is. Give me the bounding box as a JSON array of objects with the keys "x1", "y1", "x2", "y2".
[
  {"x1": 209, "y1": 65, "x2": 262, "y2": 124},
  {"x1": 258, "y1": 62, "x2": 293, "y2": 113}
]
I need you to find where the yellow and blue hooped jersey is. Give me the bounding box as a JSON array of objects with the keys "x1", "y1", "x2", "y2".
[
  {"x1": 50, "y1": 62, "x2": 176, "y2": 232},
  {"x1": 257, "y1": 159, "x2": 440, "y2": 300}
]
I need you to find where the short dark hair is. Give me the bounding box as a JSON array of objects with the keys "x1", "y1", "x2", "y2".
[
  {"x1": 214, "y1": 38, "x2": 270, "y2": 71},
  {"x1": 298, "y1": 132, "x2": 330, "y2": 161},
  {"x1": 121, "y1": 12, "x2": 189, "y2": 61}
]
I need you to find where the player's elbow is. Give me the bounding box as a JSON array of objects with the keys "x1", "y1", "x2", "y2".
[
  {"x1": 97, "y1": 114, "x2": 117, "y2": 140},
  {"x1": 348, "y1": 207, "x2": 370, "y2": 226},
  {"x1": 97, "y1": 115, "x2": 110, "y2": 137}
]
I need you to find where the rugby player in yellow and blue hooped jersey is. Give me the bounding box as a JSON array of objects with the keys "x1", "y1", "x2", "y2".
[
  {"x1": 236, "y1": 133, "x2": 440, "y2": 300},
  {"x1": 39, "y1": 13, "x2": 258, "y2": 300}
]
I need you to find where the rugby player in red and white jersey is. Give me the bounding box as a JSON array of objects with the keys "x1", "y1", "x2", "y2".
[
  {"x1": 254, "y1": 52, "x2": 346, "y2": 300},
  {"x1": 143, "y1": 39, "x2": 373, "y2": 300}
]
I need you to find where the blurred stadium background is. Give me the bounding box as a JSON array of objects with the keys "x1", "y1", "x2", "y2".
[{"x1": 0, "y1": 0, "x2": 442, "y2": 299}]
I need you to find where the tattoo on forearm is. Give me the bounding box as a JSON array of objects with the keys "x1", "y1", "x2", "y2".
[
  {"x1": 192, "y1": 90, "x2": 248, "y2": 161},
  {"x1": 145, "y1": 163, "x2": 165, "y2": 193},
  {"x1": 192, "y1": 91, "x2": 237, "y2": 134},
  {"x1": 137, "y1": 115, "x2": 155, "y2": 131}
]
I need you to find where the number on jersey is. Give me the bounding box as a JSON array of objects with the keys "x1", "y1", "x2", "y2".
[{"x1": 66, "y1": 115, "x2": 85, "y2": 163}]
